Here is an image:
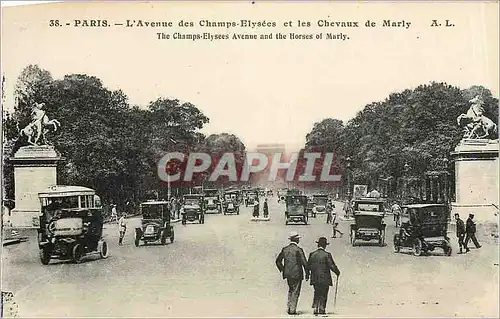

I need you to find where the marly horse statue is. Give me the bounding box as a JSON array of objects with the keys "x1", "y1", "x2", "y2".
[
  {"x1": 457, "y1": 95, "x2": 498, "y2": 139},
  {"x1": 19, "y1": 102, "x2": 61, "y2": 146}
]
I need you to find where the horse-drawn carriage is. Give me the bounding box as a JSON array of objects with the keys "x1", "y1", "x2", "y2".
[
  {"x1": 349, "y1": 198, "x2": 386, "y2": 246},
  {"x1": 393, "y1": 204, "x2": 452, "y2": 256},
  {"x1": 37, "y1": 186, "x2": 108, "y2": 264},
  {"x1": 134, "y1": 200, "x2": 174, "y2": 246}
]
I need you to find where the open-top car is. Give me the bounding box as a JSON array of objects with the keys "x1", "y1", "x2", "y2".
[
  {"x1": 244, "y1": 190, "x2": 259, "y2": 207},
  {"x1": 285, "y1": 195, "x2": 309, "y2": 225},
  {"x1": 350, "y1": 198, "x2": 386, "y2": 246},
  {"x1": 203, "y1": 188, "x2": 222, "y2": 214},
  {"x1": 312, "y1": 194, "x2": 329, "y2": 216},
  {"x1": 181, "y1": 194, "x2": 205, "y2": 224},
  {"x1": 223, "y1": 190, "x2": 240, "y2": 215},
  {"x1": 134, "y1": 200, "x2": 174, "y2": 246},
  {"x1": 37, "y1": 185, "x2": 108, "y2": 265},
  {"x1": 393, "y1": 204, "x2": 452, "y2": 256}
]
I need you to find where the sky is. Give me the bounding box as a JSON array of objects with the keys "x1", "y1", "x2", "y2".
[{"x1": 1, "y1": 1, "x2": 498, "y2": 151}]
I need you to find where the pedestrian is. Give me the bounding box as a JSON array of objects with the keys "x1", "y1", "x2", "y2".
[
  {"x1": 391, "y1": 202, "x2": 402, "y2": 227},
  {"x1": 331, "y1": 213, "x2": 343, "y2": 238},
  {"x1": 454, "y1": 213, "x2": 466, "y2": 254},
  {"x1": 253, "y1": 201, "x2": 260, "y2": 218},
  {"x1": 275, "y1": 231, "x2": 309, "y2": 315},
  {"x1": 307, "y1": 237, "x2": 340, "y2": 315},
  {"x1": 263, "y1": 198, "x2": 269, "y2": 218},
  {"x1": 326, "y1": 202, "x2": 333, "y2": 224},
  {"x1": 465, "y1": 213, "x2": 481, "y2": 251},
  {"x1": 118, "y1": 212, "x2": 127, "y2": 246},
  {"x1": 111, "y1": 204, "x2": 118, "y2": 224}
]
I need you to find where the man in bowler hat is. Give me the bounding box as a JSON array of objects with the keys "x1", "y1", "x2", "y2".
[
  {"x1": 275, "y1": 231, "x2": 309, "y2": 315},
  {"x1": 465, "y1": 213, "x2": 481, "y2": 251},
  {"x1": 307, "y1": 237, "x2": 340, "y2": 315}
]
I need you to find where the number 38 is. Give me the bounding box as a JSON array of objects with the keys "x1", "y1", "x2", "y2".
[{"x1": 49, "y1": 20, "x2": 60, "y2": 27}]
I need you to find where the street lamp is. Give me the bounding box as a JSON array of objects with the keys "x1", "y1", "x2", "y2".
[
  {"x1": 403, "y1": 162, "x2": 410, "y2": 202},
  {"x1": 442, "y1": 157, "x2": 450, "y2": 205},
  {"x1": 345, "y1": 157, "x2": 352, "y2": 200}
]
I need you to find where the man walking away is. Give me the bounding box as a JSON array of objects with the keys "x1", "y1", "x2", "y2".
[
  {"x1": 454, "y1": 213, "x2": 466, "y2": 254},
  {"x1": 308, "y1": 237, "x2": 340, "y2": 315},
  {"x1": 275, "y1": 231, "x2": 309, "y2": 315},
  {"x1": 111, "y1": 204, "x2": 118, "y2": 224},
  {"x1": 391, "y1": 202, "x2": 402, "y2": 227},
  {"x1": 326, "y1": 203, "x2": 333, "y2": 224},
  {"x1": 465, "y1": 213, "x2": 481, "y2": 252},
  {"x1": 331, "y1": 213, "x2": 343, "y2": 238},
  {"x1": 118, "y1": 213, "x2": 127, "y2": 246}
]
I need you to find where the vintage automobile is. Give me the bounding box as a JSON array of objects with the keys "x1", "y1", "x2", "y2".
[
  {"x1": 285, "y1": 195, "x2": 309, "y2": 225},
  {"x1": 181, "y1": 194, "x2": 205, "y2": 224},
  {"x1": 266, "y1": 188, "x2": 274, "y2": 196},
  {"x1": 312, "y1": 194, "x2": 329, "y2": 216},
  {"x1": 134, "y1": 200, "x2": 174, "y2": 246},
  {"x1": 278, "y1": 189, "x2": 288, "y2": 203},
  {"x1": 393, "y1": 204, "x2": 452, "y2": 256},
  {"x1": 350, "y1": 198, "x2": 386, "y2": 246},
  {"x1": 306, "y1": 197, "x2": 315, "y2": 218},
  {"x1": 204, "y1": 188, "x2": 222, "y2": 214},
  {"x1": 37, "y1": 185, "x2": 108, "y2": 265},
  {"x1": 223, "y1": 190, "x2": 240, "y2": 215},
  {"x1": 244, "y1": 190, "x2": 259, "y2": 207}
]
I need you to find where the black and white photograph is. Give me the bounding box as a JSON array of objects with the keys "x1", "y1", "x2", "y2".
[{"x1": 1, "y1": 1, "x2": 499, "y2": 318}]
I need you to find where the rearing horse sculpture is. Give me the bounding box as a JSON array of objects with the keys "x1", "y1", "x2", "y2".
[
  {"x1": 19, "y1": 102, "x2": 61, "y2": 145},
  {"x1": 457, "y1": 95, "x2": 497, "y2": 139}
]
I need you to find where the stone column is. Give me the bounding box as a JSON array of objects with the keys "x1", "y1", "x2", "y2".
[
  {"x1": 451, "y1": 139, "x2": 499, "y2": 222},
  {"x1": 9, "y1": 146, "x2": 63, "y2": 228}
]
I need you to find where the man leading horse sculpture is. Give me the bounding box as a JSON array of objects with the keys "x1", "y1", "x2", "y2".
[
  {"x1": 19, "y1": 102, "x2": 61, "y2": 146},
  {"x1": 457, "y1": 95, "x2": 497, "y2": 139}
]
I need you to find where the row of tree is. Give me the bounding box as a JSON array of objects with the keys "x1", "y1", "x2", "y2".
[
  {"x1": 2, "y1": 65, "x2": 247, "y2": 210},
  {"x1": 301, "y1": 82, "x2": 499, "y2": 200}
]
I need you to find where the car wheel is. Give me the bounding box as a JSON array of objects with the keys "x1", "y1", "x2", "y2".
[
  {"x1": 99, "y1": 240, "x2": 109, "y2": 259},
  {"x1": 72, "y1": 244, "x2": 84, "y2": 264},
  {"x1": 39, "y1": 248, "x2": 51, "y2": 265},
  {"x1": 413, "y1": 239, "x2": 423, "y2": 257},
  {"x1": 393, "y1": 234, "x2": 401, "y2": 253}
]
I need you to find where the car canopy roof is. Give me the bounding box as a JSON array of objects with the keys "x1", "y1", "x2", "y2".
[{"x1": 38, "y1": 185, "x2": 96, "y2": 198}]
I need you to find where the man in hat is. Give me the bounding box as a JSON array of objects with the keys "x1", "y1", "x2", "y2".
[
  {"x1": 307, "y1": 237, "x2": 340, "y2": 315},
  {"x1": 263, "y1": 198, "x2": 269, "y2": 218},
  {"x1": 465, "y1": 213, "x2": 481, "y2": 251},
  {"x1": 454, "y1": 213, "x2": 466, "y2": 254},
  {"x1": 275, "y1": 231, "x2": 310, "y2": 315},
  {"x1": 118, "y1": 212, "x2": 127, "y2": 246}
]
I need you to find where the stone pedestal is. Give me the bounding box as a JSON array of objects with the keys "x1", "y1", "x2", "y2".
[
  {"x1": 9, "y1": 146, "x2": 63, "y2": 228},
  {"x1": 451, "y1": 139, "x2": 499, "y2": 222}
]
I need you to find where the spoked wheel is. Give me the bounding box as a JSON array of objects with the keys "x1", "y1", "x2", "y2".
[
  {"x1": 134, "y1": 233, "x2": 140, "y2": 247},
  {"x1": 350, "y1": 229, "x2": 356, "y2": 246},
  {"x1": 99, "y1": 240, "x2": 109, "y2": 258},
  {"x1": 39, "y1": 248, "x2": 51, "y2": 265},
  {"x1": 413, "y1": 238, "x2": 423, "y2": 256},
  {"x1": 444, "y1": 241, "x2": 452, "y2": 256},
  {"x1": 72, "y1": 244, "x2": 84, "y2": 264},
  {"x1": 393, "y1": 234, "x2": 401, "y2": 253},
  {"x1": 379, "y1": 230, "x2": 385, "y2": 247}
]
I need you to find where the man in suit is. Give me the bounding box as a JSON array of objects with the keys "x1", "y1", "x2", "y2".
[
  {"x1": 275, "y1": 231, "x2": 309, "y2": 315},
  {"x1": 465, "y1": 213, "x2": 481, "y2": 251},
  {"x1": 307, "y1": 237, "x2": 340, "y2": 315},
  {"x1": 454, "y1": 213, "x2": 466, "y2": 254}
]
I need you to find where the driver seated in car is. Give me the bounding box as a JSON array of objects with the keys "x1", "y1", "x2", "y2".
[{"x1": 400, "y1": 222, "x2": 412, "y2": 239}]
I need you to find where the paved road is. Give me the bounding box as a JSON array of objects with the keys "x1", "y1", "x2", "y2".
[{"x1": 2, "y1": 197, "x2": 499, "y2": 317}]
